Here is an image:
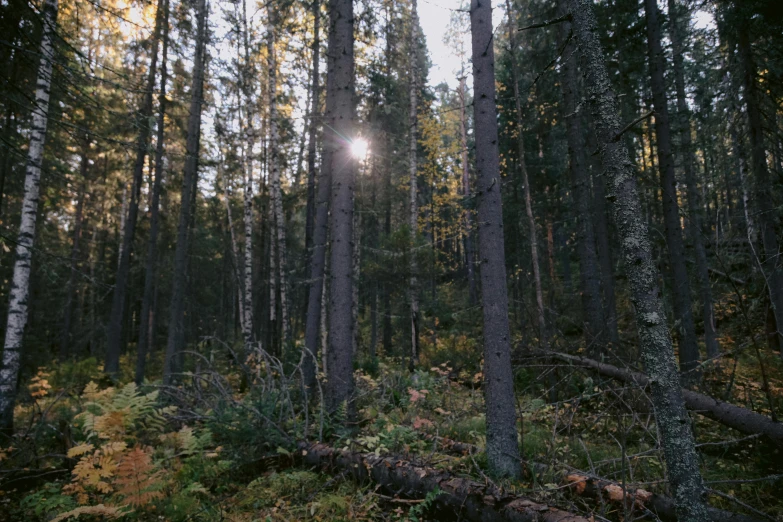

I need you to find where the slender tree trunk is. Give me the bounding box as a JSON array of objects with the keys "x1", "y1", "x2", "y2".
[
  {"x1": 506, "y1": 0, "x2": 546, "y2": 348},
  {"x1": 557, "y1": 20, "x2": 606, "y2": 350},
  {"x1": 567, "y1": 0, "x2": 708, "y2": 518},
  {"x1": 304, "y1": 0, "x2": 321, "y2": 320},
  {"x1": 303, "y1": 111, "x2": 332, "y2": 392},
  {"x1": 325, "y1": 0, "x2": 357, "y2": 414},
  {"x1": 469, "y1": 0, "x2": 521, "y2": 480},
  {"x1": 61, "y1": 147, "x2": 89, "y2": 360},
  {"x1": 268, "y1": 12, "x2": 290, "y2": 347},
  {"x1": 240, "y1": 0, "x2": 256, "y2": 350},
  {"x1": 0, "y1": 0, "x2": 58, "y2": 433},
  {"x1": 220, "y1": 150, "x2": 246, "y2": 337},
  {"x1": 163, "y1": 0, "x2": 207, "y2": 384},
  {"x1": 105, "y1": 1, "x2": 165, "y2": 375},
  {"x1": 667, "y1": 0, "x2": 720, "y2": 359},
  {"x1": 643, "y1": 0, "x2": 700, "y2": 374},
  {"x1": 458, "y1": 76, "x2": 477, "y2": 305},
  {"x1": 738, "y1": 21, "x2": 783, "y2": 355},
  {"x1": 407, "y1": 0, "x2": 420, "y2": 371},
  {"x1": 136, "y1": 0, "x2": 170, "y2": 384}
]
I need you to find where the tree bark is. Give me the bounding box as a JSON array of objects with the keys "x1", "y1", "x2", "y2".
[
  {"x1": 667, "y1": 0, "x2": 720, "y2": 360},
  {"x1": 557, "y1": 16, "x2": 606, "y2": 351},
  {"x1": 643, "y1": 0, "x2": 701, "y2": 375},
  {"x1": 268, "y1": 10, "x2": 290, "y2": 347},
  {"x1": 420, "y1": 433, "x2": 759, "y2": 522},
  {"x1": 163, "y1": 0, "x2": 207, "y2": 385},
  {"x1": 407, "y1": 0, "x2": 420, "y2": 371},
  {"x1": 505, "y1": 1, "x2": 546, "y2": 349},
  {"x1": 458, "y1": 76, "x2": 477, "y2": 305},
  {"x1": 737, "y1": 14, "x2": 783, "y2": 356},
  {"x1": 325, "y1": 0, "x2": 357, "y2": 413},
  {"x1": 551, "y1": 351, "x2": 783, "y2": 448},
  {"x1": 299, "y1": 442, "x2": 587, "y2": 522},
  {"x1": 60, "y1": 146, "x2": 89, "y2": 360},
  {"x1": 135, "y1": 0, "x2": 170, "y2": 384},
  {"x1": 469, "y1": 0, "x2": 521, "y2": 480},
  {"x1": 0, "y1": 0, "x2": 58, "y2": 433},
  {"x1": 105, "y1": 0, "x2": 165, "y2": 375},
  {"x1": 304, "y1": 0, "x2": 321, "y2": 323},
  {"x1": 240, "y1": 0, "x2": 256, "y2": 350},
  {"x1": 567, "y1": 0, "x2": 709, "y2": 519}
]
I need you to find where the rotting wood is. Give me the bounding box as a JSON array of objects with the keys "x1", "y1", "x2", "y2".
[
  {"x1": 298, "y1": 441, "x2": 587, "y2": 522},
  {"x1": 420, "y1": 433, "x2": 760, "y2": 522},
  {"x1": 549, "y1": 352, "x2": 783, "y2": 447}
]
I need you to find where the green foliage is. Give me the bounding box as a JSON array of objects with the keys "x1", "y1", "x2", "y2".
[
  {"x1": 19, "y1": 483, "x2": 77, "y2": 520},
  {"x1": 406, "y1": 486, "x2": 442, "y2": 522}
]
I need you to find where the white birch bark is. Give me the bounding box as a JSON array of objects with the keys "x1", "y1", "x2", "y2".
[
  {"x1": 240, "y1": 0, "x2": 255, "y2": 349},
  {"x1": 0, "y1": 0, "x2": 59, "y2": 431}
]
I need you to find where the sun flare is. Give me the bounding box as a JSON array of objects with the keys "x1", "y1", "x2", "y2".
[{"x1": 350, "y1": 138, "x2": 369, "y2": 159}]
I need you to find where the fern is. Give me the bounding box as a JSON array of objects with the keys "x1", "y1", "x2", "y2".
[
  {"x1": 114, "y1": 446, "x2": 166, "y2": 507},
  {"x1": 50, "y1": 504, "x2": 122, "y2": 522}
]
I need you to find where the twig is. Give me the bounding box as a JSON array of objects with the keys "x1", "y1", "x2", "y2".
[
  {"x1": 518, "y1": 13, "x2": 571, "y2": 32},
  {"x1": 613, "y1": 110, "x2": 653, "y2": 142}
]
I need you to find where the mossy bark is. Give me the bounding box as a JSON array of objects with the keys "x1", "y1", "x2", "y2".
[{"x1": 567, "y1": 0, "x2": 709, "y2": 519}]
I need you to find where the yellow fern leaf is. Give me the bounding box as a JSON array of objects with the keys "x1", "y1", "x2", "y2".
[
  {"x1": 101, "y1": 441, "x2": 128, "y2": 456},
  {"x1": 95, "y1": 410, "x2": 127, "y2": 440},
  {"x1": 95, "y1": 481, "x2": 113, "y2": 494},
  {"x1": 67, "y1": 443, "x2": 94, "y2": 458},
  {"x1": 81, "y1": 382, "x2": 100, "y2": 401},
  {"x1": 51, "y1": 504, "x2": 122, "y2": 522}
]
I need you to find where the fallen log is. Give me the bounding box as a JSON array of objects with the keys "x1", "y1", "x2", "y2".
[
  {"x1": 549, "y1": 352, "x2": 783, "y2": 448},
  {"x1": 298, "y1": 441, "x2": 588, "y2": 522},
  {"x1": 421, "y1": 433, "x2": 760, "y2": 522}
]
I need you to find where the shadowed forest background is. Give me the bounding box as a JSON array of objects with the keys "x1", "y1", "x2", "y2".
[{"x1": 0, "y1": 0, "x2": 782, "y2": 520}]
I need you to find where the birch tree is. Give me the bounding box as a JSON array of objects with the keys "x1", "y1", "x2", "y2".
[{"x1": 0, "y1": 0, "x2": 59, "y2": 433}]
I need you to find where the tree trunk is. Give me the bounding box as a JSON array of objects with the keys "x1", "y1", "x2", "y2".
[
  {"x1": 557, "y1": 18, "x2": 606, "y2": 350},
  {"x1": 303, "y1": 113, "x2": 332, "y2": 392},
  {"x1": 667, "y1": 0, "x2": 720, "y2": 360},
  {"x1": 458, "y1": 76, "x2": 477, "y2": 305},
  {"x1": 552, "y1": 351, "x2": 783, "y2": 448},
  {"x1": 61, "y1": 147, "x2": 89, "y2": 360},
  {"x1": 105, "y1": 0, "x2": 165, "y2": 375},
  {"x1": 299, "y1": 442, "x2": 585, "y2": 522},
  {"x1": 325, "y1": 0, "x2": 357, "y2": 413},
  {"x1": 268, "y1": 13, "x2": 290, "y2": 348},
  {"x1": 738, "y1": 16, "x2": 783, "y2": 356},
  {"x1": 643, "y1": 0, "x2": 701, "y2": 375},
  {"x1": 469, "y1": 0, "x2": 521, "y2": 480},
  {"x1": 505, "y1": 1, "x2": 546, "y2": 349},
  {"x1": 241, "y1": 0, "x2": 256, "y2": 350},
  {"x1": 567, "y1": 0, "x2": 709, "y2": 519},
  {"x1": 162, "y1": 0, "x2": 207, "y2": 385},
  {"x1": 135, "y1": 0, "x2": 170, "y2": 384},
  {"x1": 0, "y1": 0, "x2": 58, "y2": 433},
  {"x1": 407, "y1": 0, "x2": 420, "y2": 371},
  {"x1": 303, "y1": 0, "x2": 321, "y2": 325}
]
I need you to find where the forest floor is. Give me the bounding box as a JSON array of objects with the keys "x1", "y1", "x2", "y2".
[{"x1": 1, "y1": 334, "x2": 781, "y2": 521}]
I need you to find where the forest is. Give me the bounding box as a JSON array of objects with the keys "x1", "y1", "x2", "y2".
[{"x1": 0, "y1": 0, "x2": 782, "y2": 519}]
